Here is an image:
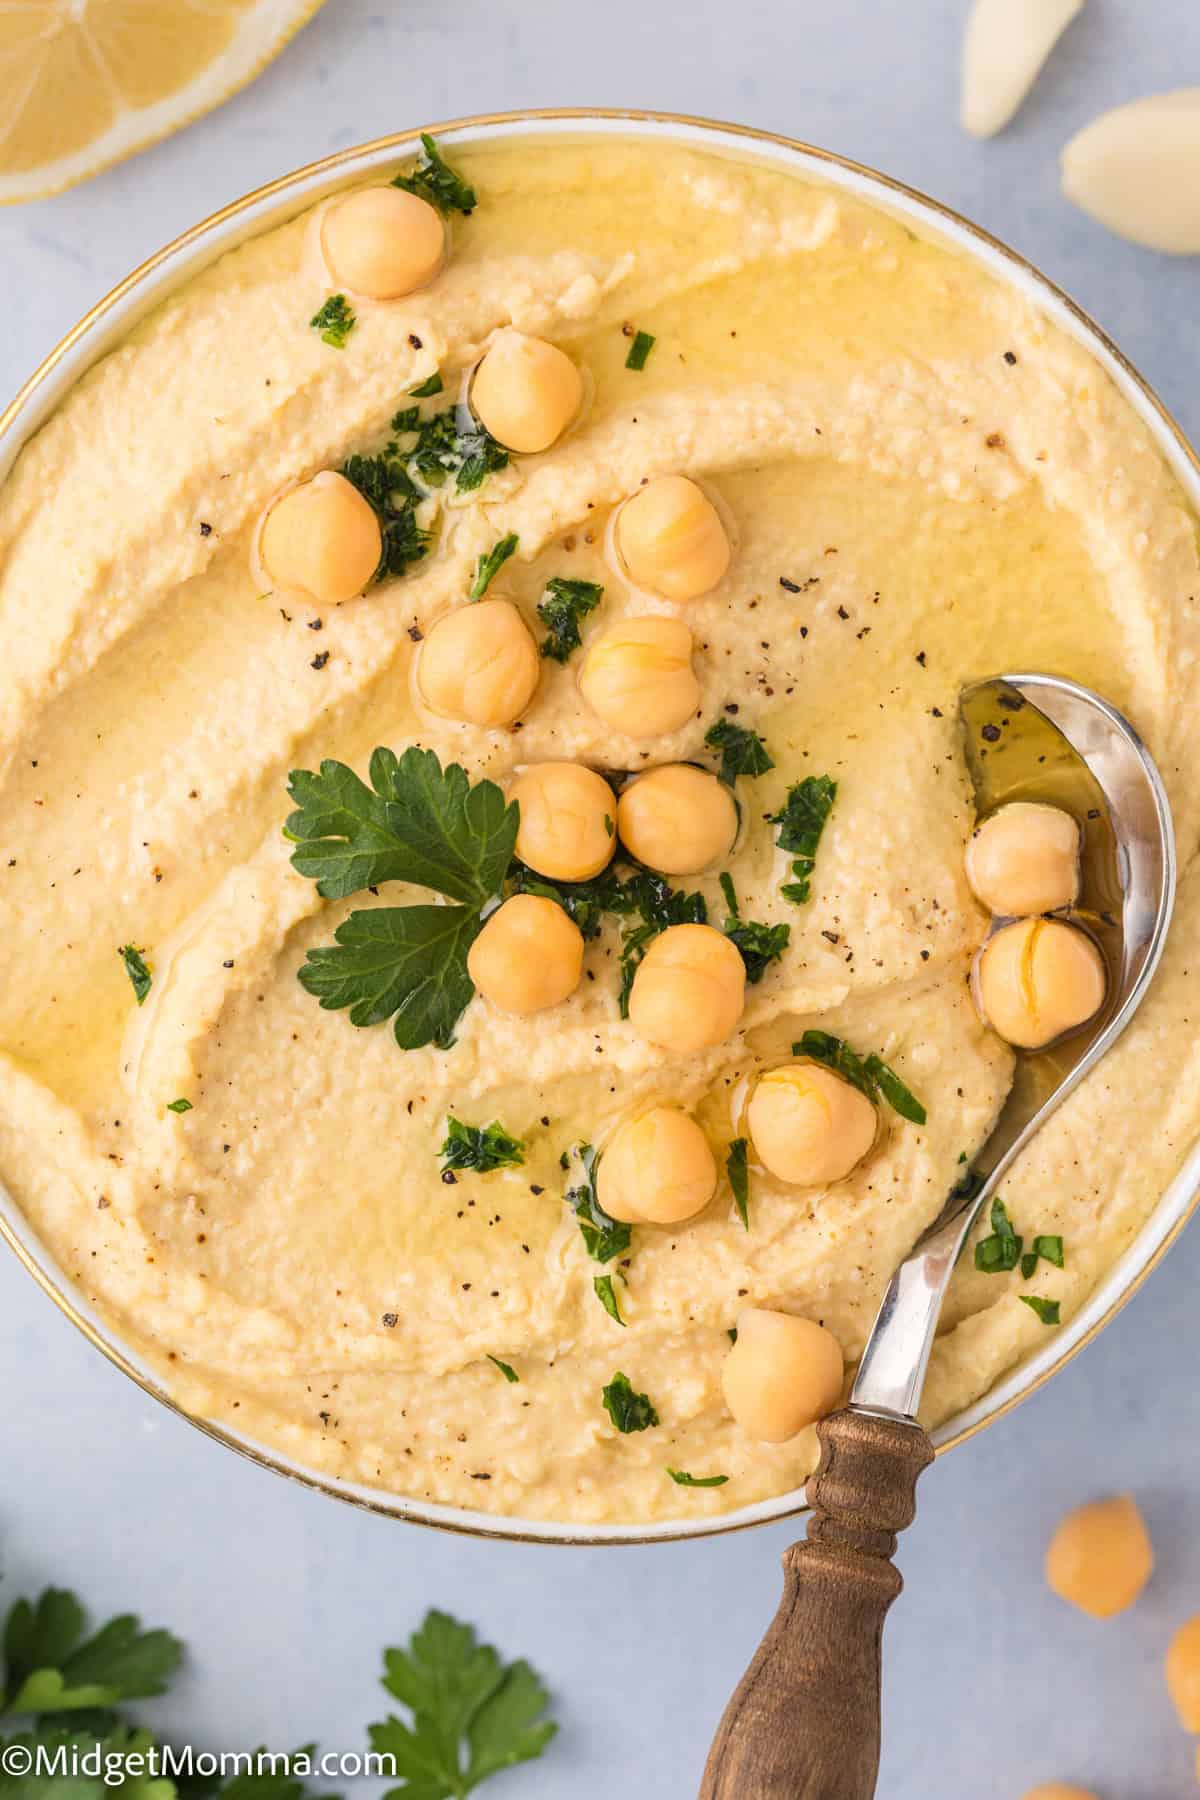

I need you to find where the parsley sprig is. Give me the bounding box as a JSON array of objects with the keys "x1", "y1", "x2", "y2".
[
  {"x1": 792, "y1": 1030, "x2": 927, "y2": 1125},
  {"x1": 392, "y1": 134, "x2": 477, "y2": 217},
  {"x1": 440, "y1": 1119, "x2": 525, "y2": 1176},
  {"x1": 287, "y1": 749, "x2": 518, "y2": 1051},
  {"x1": 1, "y1": 1589, "x2": 181, "y2": 1716},
  {"x1": 536, "y1": 578, "x2": 603, "y2": 662},
  {"x1": 769, "y1": 775, "x2": 837, "y2": 904}
]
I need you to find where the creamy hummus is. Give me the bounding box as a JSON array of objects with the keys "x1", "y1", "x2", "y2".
[{"x1": 2, "y1": 134, "x2": 1199, "y2": 1525}]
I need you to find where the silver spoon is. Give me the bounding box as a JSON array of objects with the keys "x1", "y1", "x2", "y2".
[{"x1": 701, "y1": 672, "x2": 1175, "y2": 1800}]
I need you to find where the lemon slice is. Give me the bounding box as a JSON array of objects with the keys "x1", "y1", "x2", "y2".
[{"x1": 0, "y1": 0, "x2": 327, "y2": 205}]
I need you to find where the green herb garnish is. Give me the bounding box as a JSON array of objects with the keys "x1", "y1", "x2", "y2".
[
  {"x1": 310, "y1": 293, "x2": 355, "y2": 349},
  {"x1": 593, "y1": 1275, "x2": 625, "y2": 1326},
  {"x1": 704, "y1": 717, "x2": 774, "y2": 786},
  {"x1": 469, "y1": 533, "x2": 518, "y2": 599},
  {"x1": 1020, "y1": 1295, "x2": 1061, "y2": 1326},
  {"x1": 487, "y1": 1356, "x2": 519, "y2": 1384},
  {"x1": 975, "y1": 1197, "x2": 1023, "y2": 1274},
  {"x1": 666, "y1": 1469, "x2": 729, "y2": 1488},
  {"x1": 536, "y1": 578, "x2": 603, "y2": 662},
  {"x1": 409, "y1": 371, "x2": 444, "y2": 398},
  {"x1": 726, "y1": 1137, "x2": 750, "y2": 1231},
  {"x1": 165, "y1": 1098, "x2": 193, "y2": 1115},
  {"x1": 408, "y1": 407, "x2": 508, "y2": 494},
  {"x1": 440, "y1": 1117, "x2": 525, "y2": 1175},
  {"x1": 288, "y1": 748, "x2": 518, "y2": 1050},
  {"x1": 564, "y1": 1144, "x2": 631, "y2": 1264},
  {"x1": 392, "y1": 134, "x2": 477, "y2": 216},
  {"x1": 718, "y1": 873, "x2": 789, "y2": 983},
  {"x1": 368, "y1": 1610, "x2": 557, "y2": 1797},
  {"x1": 341, "y1": 450, "x2": 432, "y2": 582},
  {"x1": 1, "y1": 1588, "x2": 181, "y2": 1715},
  {"x1": 792, "y1": 1029, "x2": 927, "y2": 1126},
  {"x1": 770, "y1": 775, "x2": 837, "y2": 905},
  {"x1": 601, "y1": 1372, "x2": 658, "y2": 1434},
  {"x1": 118, "y1": 945, "x2": 152, "y2": 1006},
  {"x1": 611, "y1": 872, "x2": 707, "y2": 1015},
  {"x1": 624, "y1": 330, "x2": 655, "y2": 371},
  {"x1": 506, "y1": 864, "x2": 623, "y2": 939}
]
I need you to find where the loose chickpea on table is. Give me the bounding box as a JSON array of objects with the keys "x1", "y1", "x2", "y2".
[{"x1": 1045, "y1": 1493, "x2": 1154, "y2": 1618}]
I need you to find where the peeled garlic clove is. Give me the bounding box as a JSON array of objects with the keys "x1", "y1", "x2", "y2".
[
  {"x1": 1062, "y1": 89, "x2": 1200, "y2": 253},
  {"x1": 961, "y1": 0, "x2": 1084, "y2": 139}
]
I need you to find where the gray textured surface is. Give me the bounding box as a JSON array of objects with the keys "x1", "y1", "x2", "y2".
[{"x1": 2, "y1": 2, "x2": 1199, "y2": 1794}]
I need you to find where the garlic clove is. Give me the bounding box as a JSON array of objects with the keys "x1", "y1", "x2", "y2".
[
  {"x1": 961, "y1": 0, "x2": 1084, "y2": 139},
  {"x1": 1061, "y1": 88, "x2": 1200, "y2": 254}
]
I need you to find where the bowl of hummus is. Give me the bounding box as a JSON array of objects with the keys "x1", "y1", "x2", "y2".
[{"x1": 2, "y1": 111, "x2": 1199, "y2": 1545}]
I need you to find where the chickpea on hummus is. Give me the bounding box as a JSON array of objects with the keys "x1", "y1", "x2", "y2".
[{"x1": 1, "y1": 133, "x2": 1199, "y2": 1525}]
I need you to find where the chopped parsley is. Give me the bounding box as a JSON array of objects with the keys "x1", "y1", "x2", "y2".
[
  {"x1": 408, "y1": 405, "x2": 508, "y2": 494},
  {"x1": 564, "y1": 1143, "x2": 631, "y2": 1263},
  {"x1": 507, "y1": 863, "x2": 624, "y2": 939},
  {"x1": 704, "y1": 717, "x2": 774, "y2": 785},
  {"x1": 392, "y1": 133, "x2": 477, "y2": 216},
  {"x1": 726, "y1": 1136, "x2": 750, "y2": 1231},
  {"x1": 165, "y1": 1098, "x2": 193, "y2": 1115},
  {"x1": 769, "y1": 775, "x2": 837, "y2": 904},
  {"x1": 288, "y1": 747, "x2": 518, "y2": 1050},
  {"x1": 470, "y1": 533, "x2": 519, "y2": 599},
  {"x1": 593, "y1": 1274, "x2": 626, "y2": 1326},
  {"x1": 718, "y1": 873, "x2": 790, "y2": 983},
  {"x1": 602, "y1": 1371, "x2": 658, "y2": 1434},
  {"x1": 118, "y1": 944, "x2": 152, "y2": 1006},
  {"x1": 537, "y1": 577, "x2": 603, "y2": 662},
  {"x1": 309, "y1": 293, "x2": 355, "y2": 349},
  {"x1": 611, "y1": 871, "x2": 707, "y2": 1015},
  {"x1": 440, "y1": 1117, "x2": 525, "y2": 1175},
  {"x1": 1021, "y1": 1235, "x2": 1066, "y2": 1279},
  {"x1": 487, "y1": 1355, "x2": 520, "y2": 1383},
  {"x1": 975, "y1": 1197, "x2": 1023, "y2": 1273},
  {"x1": 666, "y1": 1468, "x2": 729, "y2": 1488},
  {"x1": 409, "y1": 370, "x2": 444, "y2": 397},
  {"x1": 341, "y1": 449, "x2": 432, "y2": 582},
  {"x1": 624, "y1": 330, "x2": 656, "y2": 371},
  {"x1": 792, "y1": 1029, "x2": 927, "y2": 1125},
  {"x1": 1020, "y1": 1294, "x2": 1061, "y2": 1326}
]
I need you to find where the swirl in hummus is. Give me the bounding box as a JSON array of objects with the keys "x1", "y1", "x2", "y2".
[{"x1": 1, "y1": 133, "x2": 1198, "y2": 1524}]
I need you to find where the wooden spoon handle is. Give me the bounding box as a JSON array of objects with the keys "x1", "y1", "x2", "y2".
[{"x1": 699, "y1": 1409, "x2": 933, "y2": 1800}]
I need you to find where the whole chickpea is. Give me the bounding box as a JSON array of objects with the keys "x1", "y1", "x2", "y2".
[
  {"x1": 721, "y1": 1308, "x2": 844, "y2": 1442},
  {"x1": 471, "y1": 330, "x2": 583, "y2": 453},
  {"x1": 1044, "y1": 1493, "x2": 1153, "y2": 1618},
  {"x1": 596, "y1": 1108, "x2": 718, "y2": 1225},
  {"x1": 747, "y1": 1062, "x2": 878, "y2": 1186},
  {"x1": 976, "y1": 917, "x2": 1106, "y2": 1049},
  {"x1": 578, "y1": 616, "x2": 700, "y2": 738},
  {"x1": 616, "y1": 764, "x2": 737, "y2": 875},
  {"x1": 509, "y1": 763, "x2": 616, "y2": 882},
  {"x1": 417, "y1": 599, "x2": 539, "y2": 727},
  {"x1": 320, "y1": 186, "x2": 445, "y2": 299},
  {"x1": 257, "y1": 471, "x2": 381, "y2": 605},
  {"x1": 467, "y1": 895, "x2": 583, "y2": 1015},
  {"x1": 966, "y1": 802, "x2": 1081, "y2": 917},
  {"x1": 1165, "y1": 1613, "x2": 1200, "y2": 1731},
  {"x1": 627, "y1": 923, "x2": 745, "y2": 1052},
  {"x1": 616, "y1": 475, "x2": 731, "y2": 601}
]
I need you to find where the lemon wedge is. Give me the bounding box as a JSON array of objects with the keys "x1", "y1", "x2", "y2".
[{"x1": 0, "y1": 0, "x2": 327, "y2": 205}]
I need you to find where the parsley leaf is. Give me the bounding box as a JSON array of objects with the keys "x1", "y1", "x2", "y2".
[
  {"x1": 1020, "y1": 1295, "x2": 1061, "y2": 1326},
  {"x1": 439, "y1": 1119, "x2": 524, "y2": 1176},
  {"x1": 506, "y1": 865, "x2": 624, "y2": 939},
  {"x1": 975, "y1": 1197, "x2": 1023, "y2": 1274},
  {"x1": 298, "y1": 906, "x2": 480, "y2": 1051},
  {"x1": 769, "y1": 775, "x2": 837, "y2": 904},
  {"x1": 309, "y1": 295, "x2": 355, "y2": 350},
  {"x1": 704, "y1": 718, "x2": 774, "y2": 785},
  {"x1": 486, "y1": 1357, "x2": 519, "y2": 1384},
  {"x1": 726, "y1": 1138, "x2": 750, "y2": 1231},
  {"x1": 408, "y1": 410, "x2": 507, "y2": 495},
  {"x1": 793, "y1": 1030, "x2": 927, "y2": 1126},
  {"x1": 286, "y1": 748, "x2": 518, "y2": 904},
  {"x1": 536, "y1": 578, "x2": 603, "y2": 663},
  {"x1": 718, "y1": 874, "x2": 789, "y2": 983},
  {"x1": 392, "y1": 135, "x2": 477, "y2": 218},
  {"x1": 368, "y1": 1609, "x2": 556, "y2": 1800},
  {"x1": 2, "y1": 1590, "x2": 181, "y2": 1715},
  {"x1": 1032, "y1": 1234, "x2": 1065, "y2": 1269},
  {"x1": 564, "y1": 1145, "x2": 631, "y2": 1264},
  {"x1": 593, "y1": 1275, "x2": 625, "y2": 1326},
  {"x1": 409, "y1": 373, "x2": 444, "y2": 399},
  {"x1": 0, "y1": 1719, "x2": 174, "y2": 1800},
  {"x1": 165, "y1": 1099, "x2": 192, "y2": 1115},
  {"x1": 601, "y1": 1373, "x2": 658, "y2": 1434},
  {"x1": 666, "y1": 1469, "x2": 729, "y2": 1488},
  {"x1": 118, "y1": 946, "x2": 152, "y2": 1006},
  {"x1": 624, "y1": 331, "x2": 655, "y2": 371},
  {"x1": 469, "y1": 535, "x2": 518, "y2": 600},
  {"x1": 340, "y1": 452, "x2": 431, "y2": 583}
]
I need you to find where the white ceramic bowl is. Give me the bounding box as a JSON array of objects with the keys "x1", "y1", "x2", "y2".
[{"x1": 3, "y1": 109, "x2": 1198, "y2": 1546}]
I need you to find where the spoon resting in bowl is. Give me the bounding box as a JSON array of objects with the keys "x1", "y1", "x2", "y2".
[{"x1": 700, "y1": 672, "x2": 1175, "y2": 1800}]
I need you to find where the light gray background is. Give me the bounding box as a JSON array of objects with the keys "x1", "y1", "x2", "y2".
[{"x1": 2, "y1": 2, "x2": 1198, "y2": 1795}]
